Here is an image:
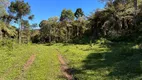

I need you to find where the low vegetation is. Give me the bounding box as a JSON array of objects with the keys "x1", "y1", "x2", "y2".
[
  {"x1": 0, "y1": 0, "x2": 142, "y2": 80},
  {"x1": 1, "y1": 41, "x2": 142, "y2": 80},
  {"x1": 53, "y1": 41, "x2": 142, "y2": 80},
  {"x1": 0, "y1": 44, "x2": 64, "y2": 80}
]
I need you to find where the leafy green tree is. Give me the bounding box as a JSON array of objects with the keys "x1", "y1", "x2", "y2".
[
  {"x1": 74, "y1": 8, "x2": 84, "y2": 19},
  {"x1": 39, "y1": 17, "x2": 59, "y2": 43},
  {"x1": 60, "y1": 9, "x2": 74, "y2": 22},
  {"x1": 0, "y1": 0, "x2": 17, "y2": 40},
  {"x1": 0, "y1": 15, "x2": 15, "y2": 25},
  {"x1": 48, "y1": 17, "x2": 58, "y2": 42},
  {"x1": 72, "y1": 17, "x2": 87, "y2": 38},
  {"x1": 21, "y1": 20, "x2": 31, "y2": 43},
  {"x1": 39, "y1": 20, "x2": 48, "y2": 42},
  {"x1": 74, "y1": 8, "x2": 86, "y2": 39},
  {"x1": 60, "y1": 9, "x2": 74, "y2": 42},
  {"x1": 87, "y1": 0, "x2": 142, "y2": 41},
  {"x1": 9, "y1": 0, "x2": 31, "y2": 44}
]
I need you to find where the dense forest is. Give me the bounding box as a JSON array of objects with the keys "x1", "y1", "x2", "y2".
[
  {"x1": 1, "y1": 0, "x2": 142, "y2": 80},
  {"x1": 0, "y1": 0, "x2": 142, "y2": 44}
]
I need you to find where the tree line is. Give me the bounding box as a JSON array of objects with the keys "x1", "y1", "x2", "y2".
[
  {"x1": 38, "y1": 8, "x2": 88, "y2": 43},
  {"x1": 38, "y1": 0, "x2": 142, "y2": 43},
  {"x1": 0, "y1": 0, "x2": 142, "y2": 44}
]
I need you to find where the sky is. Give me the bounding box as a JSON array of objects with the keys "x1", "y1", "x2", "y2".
[{"x1": 10, "y1": 0, "x2": 105, "y2": 26}]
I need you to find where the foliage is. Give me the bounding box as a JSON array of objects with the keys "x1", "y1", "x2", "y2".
[
  {"x1": 39, "y1": 17, "x2": 59, "y2": 43},
  {"x1": 74, "y1": 8, "x2": 84, "y2": 19},
  {"x1": 39, "y1": 15, "x2": 88, "y2": 43},
  {"x1": 60, "y1": 9, "x2": 75, "y2": 21},
  {"x1": 0, "y1": 38, "x2": 17, "y2": 50},
  {"x1": 9, "y1": 1, "x2": 30, "y2": 18},
  {"x1": 1, "y1": 0, "x2": 142, "y2": 80},
  {"x1": 1, "y1": 0, "x2": 142, "y2": 44},
  {"x1": 0, "y1": 21, "x2": 17, "y2": 40},
  {"x1": 8, "y1": 0, "x2": 32, "y2": 44},
  {"x1": 88, "y1": 0, "x2": 142, "y2": 41}
]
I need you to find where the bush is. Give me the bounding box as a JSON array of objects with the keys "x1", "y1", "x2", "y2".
[
  {"x1": 31, "y1": 34, "x2": 40, "y2": 43},
  {"x1": 0, "y1": 39, "x2": 17, "y2": 50},
  {"x1": 95, "y1": 38, "x2": 111, "y2": 44}
]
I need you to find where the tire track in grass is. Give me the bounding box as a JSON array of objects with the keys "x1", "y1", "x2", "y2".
[
  {"x1": 45, "y1": 48, "x2": 63, "y2": 80},
  {"x1": 24, "y1": 46, "x2": 64, "y2": 80},
  {"x1": 23, "y1": 54, "x2": 36, "y2": 70},
  {"x1": 56, "y1": 49, "x2": 77, "y2": 80},
  {"x1": 15, "y1": 54, "x2": 36, "y2": 80},
  {"x1": 0, "y1": 51, "x2": 33, "y2": 79}
]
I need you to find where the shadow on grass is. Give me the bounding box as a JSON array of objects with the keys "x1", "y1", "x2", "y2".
[{"x1": 74, "y1": 43, "x2": 142, "y2": 79}]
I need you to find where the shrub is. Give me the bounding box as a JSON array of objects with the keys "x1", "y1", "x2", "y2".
[{"x1": 0, "y1": 38, "x2": 17, "y2": 50}]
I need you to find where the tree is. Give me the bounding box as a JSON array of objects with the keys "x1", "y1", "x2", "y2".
[
  {"x1": 28, "y1": 15, "x2": 34, "y2": 20},
  {"x1": 48, "y1": 17, "x2": 58, "y2": 42},
  {"x1": 60, "y1": 9, "x2": 74, "y2": 42},
  {"x1": 39, "y1": 20, "x2": 48, "y2": 42},
  {"x1": 134, "y1": 0, "x2": 137, "y2": 14},
  {"x1": 74, "y1": 8, "x2": 86, "y2": 39},
  {"x1": 21, "y1": 20, "x2": 31, "y2": 43},
  {"x1": 74, "y1": 8, "x2": 84, "y2": 19},
  {"x1": 39, "y1": 17, "x2": 59, "y2": 43},
  {"x1": 87, "y1": 0, "x2": 142, "y2": 41},
  {"x1": 9, "y1": 0, "x2": 31, "y2": 44},
  {"x1": 60, "y1": 9, "x2": 74, "y2": 22}
]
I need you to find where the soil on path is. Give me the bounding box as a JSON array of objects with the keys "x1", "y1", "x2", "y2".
[
  {"x1": 15, "y1": 54, "x2": 36, "y2": 80},
  {"x1": 56, "y1": 49, "x2": 76, "y2": 80},
  {"x1": 23, "y1": 54, "x2": 36, "y2": 71}
]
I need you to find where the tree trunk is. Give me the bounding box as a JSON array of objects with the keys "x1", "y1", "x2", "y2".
[
  {"x1": 19, "y1": 19, "x2": 22, "y2": 44},
  {"x1": 134, "y1": 0, "x2": 137, "y2": 28},
  {"x1": 0, "y1": 28, "x2": 2, "y2": 40},
  {"x1": 77, "y1": 26, "x2": 79, "y2": 37},
  {"x1": 68, "y1": 27, "x2": 70, "y2": 41},
  {"x1": 65, "y1": 22, "x2": 68, "y2": 43},
  {"x1": 28, "y1": 29, "x2": 31, "y2": 43},
  {"x1": 134, "y1": 0, "x2": 137, "y2": 15},
  {"x1": 92, "y1": 23, "x2": 99, "y2": 40},
  {"x1": 49, "y1": 29, "x2": 51, "y2": 43}
]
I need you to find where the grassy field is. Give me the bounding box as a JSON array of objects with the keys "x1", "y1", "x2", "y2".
[
  {"x1": 0, "y1": 42, "x2": 142, "y2": 80},
  {"x1": 52, "y1": 42, "x2": 142, "y2": 80},
  {"x1": 0, "y1": 44, "x2": 64, "y2": 80}
]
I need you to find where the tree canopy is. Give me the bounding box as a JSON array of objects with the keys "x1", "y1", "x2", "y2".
[
  {"x1": 60, "y1": 9, "x2": 75, "y2": 22},
  {"x1": 74, "y1": 8, "x2": 84, "y2": 19}
]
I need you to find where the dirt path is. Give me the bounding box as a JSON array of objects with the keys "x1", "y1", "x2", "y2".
[
  {"x1": 0, "y1": 53, "x2": 35, "y2": 80},
  {"x1": 15, "y1": 54, "x2": 36, "y2": 80},
  {"x1": 0, "y1": 54, "x2": 36, "y2": 80},
  {"x1": 23, "y1": 54, "x2": 36, "y2": 71},
  {"x1": 56, "y1": 49, "x2": 76, "y2": 80}
]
